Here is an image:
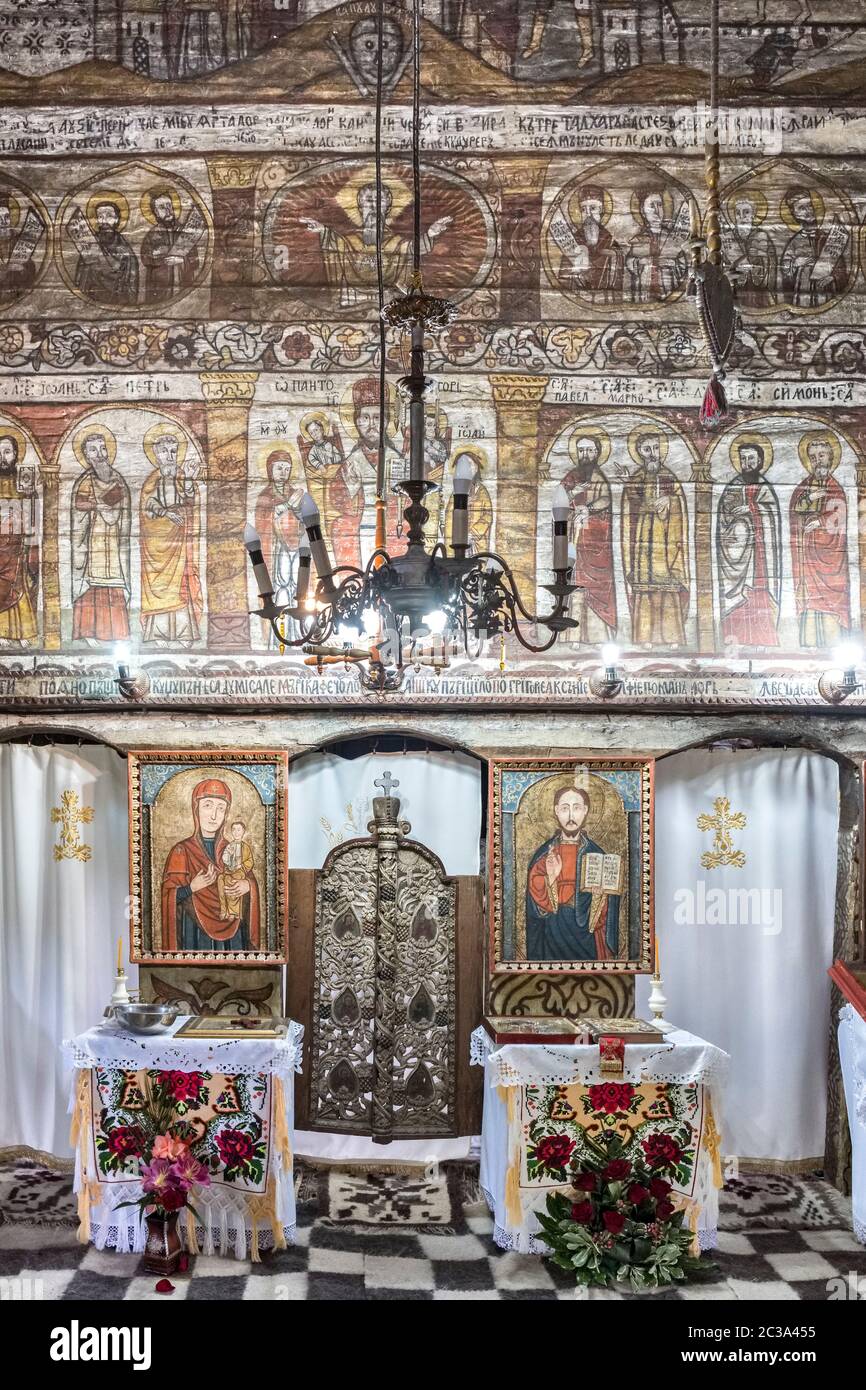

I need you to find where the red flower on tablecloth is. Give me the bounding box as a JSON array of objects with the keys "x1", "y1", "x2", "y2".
[
  {"x1": 106, "y1": 1125, "x2": 146, "y2": 1159},
  {"x1": 587, "y1": 1082, "x2": 635, "y2": 1115},
  {"x1": 602, "y1": 1158, "x2": 631, "y2": 1181},
  {"x1": 570, "y1": 1200, "x2": 593, "y2": 1224},
  {"x1": 532, "y1": 1134, "x2": 576, "y2": 1175},
  {"x1": 641, "y1": 1134, "x2": 683, "y2": 1170},
  {"x1": 627, "y1": 1183, "x2": 650, "y2": 1206},
  {"x1": 573, "y1": 1171, "x2": 597, "y2": 1192},
  {"x1": 216, "y1": 1128, "x2": 255, "y2": 1169},
  {"x1": 155, "y1": 1070, "x2": 207, "y2": 1106},
  {"x1": 649, "y1": 1177, "x2": 673, "y2": 1198},
  {"x1": 602, "y1": 1210, "x2": 626, "y2": 1235}
]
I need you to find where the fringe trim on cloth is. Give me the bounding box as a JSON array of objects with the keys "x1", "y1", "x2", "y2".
[
  {"x1": 704, "y1": 1098, "x2": 723, "y2": 1189},
  {"x1": 734, "y1": 1157, "x2": 824, "y2": 1177},
  {"x1": 70, "y1": 1070, "x2": 95, "y2": 1244},
  {"x1": 185, "y1": 1207, "x2": 200, "y2": 1256},
  {"x1": 246, "y1": 1175, "x2": 286, "y2": 1262},
  {"x1": 272, "y1": 1078, "x2": 293, "y2": 1170},
  {"x1": 0, "y1": 1146, "x2": 75, "y2": 1172},
  {"x1": 501, "y1": 1085, "x2": 523, "y2": 1229}
]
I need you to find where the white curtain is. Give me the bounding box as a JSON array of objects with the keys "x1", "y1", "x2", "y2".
[
  {"x1": 636, "y1": 748, "x2": 838, "y2": 1165},
  {"x1": 288, "y1": 749, "x2": 482, "y2": 876},
  {"x1": 0, "y1": 743, "x2": 130, "y2": 1157}
]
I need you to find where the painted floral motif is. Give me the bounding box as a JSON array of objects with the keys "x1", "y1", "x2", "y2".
[
  {"x1": 91, "y1": 1066, "x2": 271, "y2": 1192},
  {"x1": 524, "y1": 1081, "x2": 699, "y2": 1196}
]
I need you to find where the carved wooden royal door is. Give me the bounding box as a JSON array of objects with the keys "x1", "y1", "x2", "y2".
[{"x1": 288, "y1": 779, "x2": 482, "y2": 1141}]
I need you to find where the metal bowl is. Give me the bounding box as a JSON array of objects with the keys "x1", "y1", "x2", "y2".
[{"x1": 110, "y1": 1002, "x2": 180, "y2": 1035}]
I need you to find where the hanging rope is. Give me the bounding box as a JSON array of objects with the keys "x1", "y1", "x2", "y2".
[
  {"x1": 374, "y1": 0, "x2": 388, "y2": 539},
  {"x1": 691, "y1": 0, "x2": 737, "y2": 429},
  {"x1": 412, "y1": 0, "x2": 422, "y2": 276}
]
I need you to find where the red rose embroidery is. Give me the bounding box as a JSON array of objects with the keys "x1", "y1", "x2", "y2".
[
  {"x1": 216, "y1": 1130, "x2": 254, "y2": 1167},
  {"x1": 107, "y1": 1125, "x2": 145, "y2": 1158},
  {"x1": 533, "y1": 1135, "x2": 576, "y2": 1172},
  {"x1": 649, "y1": 1177, "x2": 673, "y2": 1198},
  {"x1": 602, "y1": 1210, "x2": 626, "y2": 1235},
  {"x1": 587, "y1": 1082, "x2": 636, "y2": 1115},
  {"x1": 570, "y1": 1200, "x2": 593, "y2": 1224},
  {"x1": 156, "y1": 1070, "x2": 205, "y2": 1104},
  {"x1": 627, "y1": 1183, "x2": 650, "y2": 1206},
  {"x1": 656, "y1": 1198, "x2": 675, "y2": 1221},
  {"x1": 642, "y1": 1134, "x2": 683, "y2": 1169}
]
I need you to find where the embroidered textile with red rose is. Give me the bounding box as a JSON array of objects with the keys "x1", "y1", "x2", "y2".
[
  {"x1": 71, "y1": 1065, "x2": 293, "y2": 1259},
  {"x1": 503, "y1": 1079, "x2": 721, "y2": 1254}
]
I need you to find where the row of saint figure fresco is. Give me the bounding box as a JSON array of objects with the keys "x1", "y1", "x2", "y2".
[{"x1": 0, "y1": 406, "x2": 860, "y2": 656}]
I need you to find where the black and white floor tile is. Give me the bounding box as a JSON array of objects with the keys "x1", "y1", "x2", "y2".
[{"x1": 1, "y1": 1160, "x2": 864, "y2": 1301}]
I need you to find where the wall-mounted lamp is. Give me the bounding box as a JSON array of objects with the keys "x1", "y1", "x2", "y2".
[
  {"x1": 818, "y1": 638, "x2": 863, "y2": 704},
  {"x1": 589, "y1": 642, "x2": 624, "y2": 700},
  {"x1": 114, "y1": 643, "x2": 149, "y2": 702}
]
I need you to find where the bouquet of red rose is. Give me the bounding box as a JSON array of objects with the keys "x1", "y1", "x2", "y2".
[
  {"x1": 534, "y1": 1132, "x2": 713, "y2": 1292},
  {"x1": 115, "y1": 1079, "x2": 210, "y2": 1223}
]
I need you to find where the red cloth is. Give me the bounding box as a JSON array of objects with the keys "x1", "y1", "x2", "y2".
[
  {"x1": 790, "y1": 476, "x2": 851, "y2": 626},
  {"x1": 563, "y1": 468, "x2": 616, "y2": 629},
  {"x1": 72, "y1": 587, "x2": 129, "y2": 641},
  {"x1": 161, "y1": 779, "x2": 261, "y2": 948}
]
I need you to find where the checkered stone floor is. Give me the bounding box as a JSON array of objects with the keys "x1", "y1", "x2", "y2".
[{"x1": 2, "y1": 1168, "x2": 865, "y2": 1300}]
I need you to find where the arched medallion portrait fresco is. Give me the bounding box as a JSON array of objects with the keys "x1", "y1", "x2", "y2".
[
  {"x1": 720, "y1": 160, "x2": 858, "y2": 314},
  {"x1": 56, "y1": 162, "x2": 213, "y2": 312},
  {"x1": 0, "y1": 175, "x2": 50, "y2": 309},
  {"x1": 541, "y1": 160, "x2": 698, "y2": 312},
  {"x1": 261, "y1": 158, "x2": 497, "y2": 316}
]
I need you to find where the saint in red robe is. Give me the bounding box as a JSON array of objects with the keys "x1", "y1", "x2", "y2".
[{"x1": 161, "y1": 778, "x2": 261, "y2": 952}]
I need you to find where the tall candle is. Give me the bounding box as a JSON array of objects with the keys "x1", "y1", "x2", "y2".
[
  {"x1": 117, "y1": 936, "x2": 122, "y2": 972},
  {"x1": 654, "y1": 936, "x2": 659, "y2": 977}
]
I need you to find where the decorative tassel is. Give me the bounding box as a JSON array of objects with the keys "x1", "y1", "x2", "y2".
[
  {"x1": 699, "y1": 373, "x2": 728, "y2": 429},
  {"x1": 185, "y1": 1207, "x2": 200, "y2": 1256},
  {"x1": 501, "y1": 1086, "x2": 523, "y2": 1227}
]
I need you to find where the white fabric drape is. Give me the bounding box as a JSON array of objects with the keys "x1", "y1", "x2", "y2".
[
  {"x1": 636, "y1": 747, "x2": 838, "y2": 1164},
  {"x1": 838, "y1": 1005, "x2": 866, "y2": 1244},
  {"x1": 0, "y1": 743, "x2": 129, "y2": 1157},
  {"x1": 288, "y1": 749, "x2": 482, "y2": 875}
]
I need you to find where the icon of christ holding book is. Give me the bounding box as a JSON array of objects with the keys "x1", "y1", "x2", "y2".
[{"x1": 525, "y1": 785, "x2": 621, "y2": 961}]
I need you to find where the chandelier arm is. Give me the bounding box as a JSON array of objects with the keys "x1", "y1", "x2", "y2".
[{"x1": 469, "y1": 550, "x2": 570, "y2": 629}]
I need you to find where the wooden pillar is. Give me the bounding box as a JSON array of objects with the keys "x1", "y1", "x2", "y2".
[
  {"x1": 39, "y1": 458, "x2": 61, "y2": 650},
  {"x1": 199, "y1": 371, "x2": 257, "y2": 651},
  {"x1": 496, "y1": 157, "x2": 547, "y2": 323},
  {"x1": 691, "y1": 452, "x2": 715, "y2": 652},
  {"x1": 489, "y1": 374, "x2": 548, "y2": 603},
  {"x1": 206, "y1": 158, "x2": 259, "y2": 322},
  {"x1": 856, "y1": 458, "x2": 866, "y2": 639}
]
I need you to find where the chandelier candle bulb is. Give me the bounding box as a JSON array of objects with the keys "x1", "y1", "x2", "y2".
[
  {"x1": 552, "y1": 484, "x2": 570, "y2": 571},
  {"x1": 451, "y1": 455, "x2": 473, "y2": 552},
  {"x1": 295, "y1": 538, "x2": 311, "y2": 606},
  {"x1": 300, "y1": 492, "x2": 336, "y2": 596},
  {"x1": 243, "y1": 523, "x2": 274, "y2": 599}
]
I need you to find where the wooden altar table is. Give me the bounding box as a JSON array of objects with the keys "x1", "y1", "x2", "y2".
[
  {"x1": 471, "y1": 1025, "x2": 729, "y2": 1255},
  {"x1": 63, "y1": 1017, "x2": 303, "y2": 1260}
]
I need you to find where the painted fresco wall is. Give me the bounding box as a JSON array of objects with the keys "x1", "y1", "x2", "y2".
[{"x1": 3, "y1": 1, "x2": 866, "y2": 707}]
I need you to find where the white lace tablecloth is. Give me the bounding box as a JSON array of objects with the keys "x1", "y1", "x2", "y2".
[
  {"x1": 470, "y1": 1025, "x2": 728, "y2": 1255},
  {"x1": 62, "y1": 1016, "x2": 304, "y2": 1259},
  {"x1": 469, "y1": 1025, "x2": 729, "y2": 1089},
  {"x1": 838, "y1": 1004, "x2": 866, "y2": 1244},
  {"x1": 62, "y1": 1016, "x2": 304, "y2": 1083}
]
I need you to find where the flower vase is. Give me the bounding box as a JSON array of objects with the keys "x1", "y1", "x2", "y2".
[{"x1": 143, "y1": 1209, "x2": 182, "y2": 1276}]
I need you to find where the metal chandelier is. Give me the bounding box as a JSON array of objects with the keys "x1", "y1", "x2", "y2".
[{"x1": 244, "y1": 0, "x2": 578, "y2": 692}]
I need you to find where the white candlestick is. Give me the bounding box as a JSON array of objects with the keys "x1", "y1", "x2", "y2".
[{"x1": 648, "y1": 974, "x2": 674, "y2": 1033}]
